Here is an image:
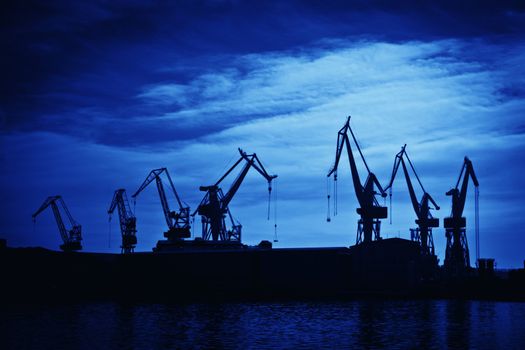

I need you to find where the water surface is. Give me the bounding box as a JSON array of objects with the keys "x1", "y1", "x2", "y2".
[{"x1": 2, "y1": 300, "x2": 525, "y2": 349}]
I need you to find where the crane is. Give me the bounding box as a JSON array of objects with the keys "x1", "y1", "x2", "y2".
[
  {"x1": 32, "y1": 195, "x2": 82, "y2": 251},
  {"x1": 132, "y1": 168, "x2": 190, "y2": 240},
  {"x1": 108, "y1": 189, "x2": 137, "y2": 254},
  {"x1": 194, "y1": 148, "x2": 277, "y2": 242},
  {"x1": 384, "y1": 144, "x2": 440, "y2": 255},
  {"x1": 444, "y1": 157, "x2": 479, "y2": 273},
  {"x1": 327, "y1": 116, "x2": 387, "y2": 244}
]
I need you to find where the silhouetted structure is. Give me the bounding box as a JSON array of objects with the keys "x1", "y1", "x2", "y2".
[
  {"x1": 132, "y1": 168, "x2": 191, "y2": 241},
  {"x1": 194, "y1": 148, "x2": 277, "y2": 242},
  {"x1": 108, "y1": 189, "x2": 137, "y2": 254},
  {"x1": 4, "y1": 237, "x2": 525, "y2": 302},
  {"x1": 32, "y1": 195, "x2": 82, "y2": 251},
  {"x1": 477, "y1": 258, "x2": 495, "y2": 277},
  {"x1": 444, "y1": 157, "x2": 479, "y2": 275},
  {"x1": 327, "y1": 116, "x2": 387, "y2": 244},
  {"x1": 384, "y1": 144, "x2": 439, "y2": 256}
]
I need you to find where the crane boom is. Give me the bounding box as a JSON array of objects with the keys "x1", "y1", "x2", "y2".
[
  {"x1": 32, "y1": 196, "x2": 82, "y2": 251},
  {"x1": 450, "y1": 157, "x2": 479, "y2": 218},
  {"x1": 385, "y1": 145, "x2": 440, "y2": 217},
  {"x1": 221, "y1": 149, "x2": 276, "y2": 208},
  {"x1": 195, "y1": 148, "x2": 277, "y2": 242},
  {"x1": 327, "y1": 116, "x2": 387, "y2": 244},
  {"x1": 221, "y1": 157, "x2": 253, "y2": 209},
  {"x1": 133, "y1": 168, "x2": 184, "y2": 209},
  {"x1": 108, "y1": 189, "x2": 137, "y2": 253},
  {"x1": 401, "y1": 158, "x2": 420, "y2": 214},
  {"x1": 132, "y1": 168, "x2": 190, "y2": 240}
]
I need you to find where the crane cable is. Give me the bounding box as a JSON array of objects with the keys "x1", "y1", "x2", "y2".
[
  {"x1": 273, "y1": 178, "x2": 278, "y2": 243},
  {"x1": 326, "y1": 177, "x2": 331, "y2": 222},
  {"x1": 334, "y1": 173, "x2": 338, "y2": 216},
  {"x1": 108, "y1": 214, "x2": 112, "y2": 249},
  {"x1": 389, "y1": 187, "x2": 393, "y2": 225},
  {"x1": 475, "y1": 186, "x2": 480, "y2": 264},
  {"x1": 191, "y1": 215, "x2": 196, "y2": 239},
  {"x1": 267, "y1": 182, "x2": 272, "y2": 221}
]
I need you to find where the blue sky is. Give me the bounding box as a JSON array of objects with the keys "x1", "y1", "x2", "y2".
[{"x1": 1, "y1": 1, "x2": 524, "y2": 267}]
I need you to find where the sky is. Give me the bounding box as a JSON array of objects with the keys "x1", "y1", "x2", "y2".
[{"x1": 1, "y1": 0, "x2": 524, "y2": 267}]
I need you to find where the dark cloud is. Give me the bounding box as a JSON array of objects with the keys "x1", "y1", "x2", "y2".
[{"x1": 2, "y1": 1, "x2": 524, "y2": 139}]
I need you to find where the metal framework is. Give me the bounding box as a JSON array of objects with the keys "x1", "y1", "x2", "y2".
[
  {"x1": 444, "y1": 157, "x2": 479, "y2": 274},
  {"x1": 384, "y1": 144, "x2": 440, "y2": 255},
  {"x1": 132, "y1": 168, "x2": 190, "y2": 240},
  {"x1": 32, "y1": 195, "x2": 82, "y2": 251},
  {"x1": 327, "y1": 116, "x2": 387, "y2": 244},
  {"x1": 108, "y1": 189, "x2": 137, "y2": 253},
  {"x1": 194, "y1": 148, "x2": 277, "y2": 242}
]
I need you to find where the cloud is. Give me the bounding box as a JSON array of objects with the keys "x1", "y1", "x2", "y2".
[{"x1": 3, "y1": 1, "x2": 524, "y2": 134}]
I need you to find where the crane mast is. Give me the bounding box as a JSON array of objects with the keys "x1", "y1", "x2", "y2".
[
  {"x1": 194, "y1": 148, "x2": 277, "y2": 242},
  {"x1": 327, "y1": 116, "x2": 387, "y2": 244},
  {"x1": 32, "y1": 195, "x2": 82, "y2": 251},
  {"x1": 384, "y1": 145, "x2": 440, "y2": 255},
  {"x1": 444, "y1": 157, "x2": 479, "y2": 274},
  {"x1": 108, "y1": 189, "x2": 137, "y2": 254},
  {"x1": 132, "y1": 168, "x2": 191, "y2": 240}
]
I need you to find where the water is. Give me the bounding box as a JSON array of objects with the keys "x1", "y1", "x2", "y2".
[{"x1": 2, "y1": 300, "x2": 525, "y2": 349}]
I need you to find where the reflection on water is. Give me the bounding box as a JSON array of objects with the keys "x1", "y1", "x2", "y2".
[
  {"x1": 446, "y1": 300, "x2": 471, "y2": 349},
  {"x1": 2, "y1": 300, "x2": 525, "y2": 349}
]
